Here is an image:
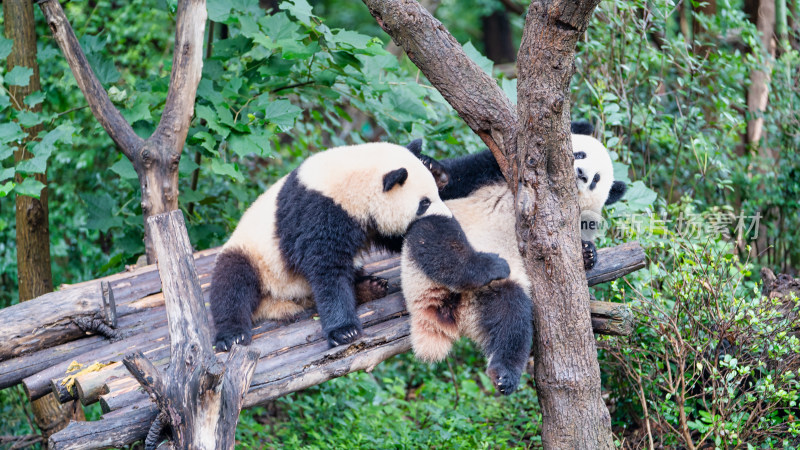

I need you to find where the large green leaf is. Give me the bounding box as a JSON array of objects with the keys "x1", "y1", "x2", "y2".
[
  {"x1": 80, "y1": 192, "x2": 123, "y2": 232},
  {"x1": 462, "y1": 42, "x2": 493, "y2": 76},
  {"x1": 210, "y1": 159, "x2": 244, "y2": 182},
  {"x1": 110, "y1": 158, "x2": 138, "y2": 180},
  {"x1": 0, "y1": 181, "x2": 15, "y2": 197},
  {"x1": 262, "y1": 99, "x2": 302, "y2": 131},
  {"x1": 15, "y1": 177, "x2": 45, "y2": 198},
  {"x1": 0, "y1": 36, "x2": 12, "y2": 60},
  {"x1": 279, "y1": 0, "x2": 315, "y2": 27},
  {"x1": 0, "y1": 123, "x2": 26, "y2": 144},
  {"x1": 6, "y1": 66, "x2": 33, "y2": 87}
]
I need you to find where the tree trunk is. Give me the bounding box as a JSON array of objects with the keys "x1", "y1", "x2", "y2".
[
  {"x1": 745, "y1": 0, "x2": 776, "y2": 148},
  {"x1": 515, "y1": 2, "x2": 614, "y2": 448},
  {"x1": 39, "y1": 0, "x2": 207, "y2": 263},
  {"x1": 4, "y1": 0, "x2": 84, "y2": 438},
  {"x1": 362, "y1": 0, "x2": 613, "y2": 447}
]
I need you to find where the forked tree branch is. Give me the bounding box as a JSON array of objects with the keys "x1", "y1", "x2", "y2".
[
  {"x1": 362, "y1": 0, "x2": 517, "y2": 180},
  {"x1": 38, "y1": 0, "x2": 144, "y2": 159},
  {"x1": 151, "y1": 0, "x2": 207, "y2": 152}
]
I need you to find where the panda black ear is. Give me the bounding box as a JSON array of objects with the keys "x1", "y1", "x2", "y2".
[
  {"x1": 383, "y1": 168, "x2": 409, "y2": 192},
  {"x1": 606, "y1": 181, "x2": 627, "y2": 205},
  {"x1": 405, "y1": 139, "x2": 423, "y2": 157},
  {"x1": 571, "y1": 121, "x2": 594, "y2": 136}
]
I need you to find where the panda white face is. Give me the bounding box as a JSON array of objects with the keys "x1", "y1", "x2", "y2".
[
  {"x1": 572, "y1": 134, "x2": 615, "y2": 213},
  {"x1": 297, "y1": 143, "x2": 451, "y2": 236}
]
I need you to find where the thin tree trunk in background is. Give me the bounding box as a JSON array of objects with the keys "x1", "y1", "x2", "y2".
[
  {"x1": 482, "y1": 9, "x2": 516, "y2": 64},
  {"x1": 776, "y1": 0, "x2": 789, "y2": 51},
  {"x1": 745, "y1": 0, "x2": 776, "y2": 148},
  {"x1": 4, "y1": 0, "x2": 84, "y2": 439}
]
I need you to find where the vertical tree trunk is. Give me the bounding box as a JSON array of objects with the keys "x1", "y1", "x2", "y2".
[
  {"x1": 745, "y1": 0, "x2": 776, "y2": 148},
  {"x1": 4, "y1": 0, "x2": 84, "y2": 438},
  {"x1": 516, "y1": 1, "x2": 614, "y2": 448}
]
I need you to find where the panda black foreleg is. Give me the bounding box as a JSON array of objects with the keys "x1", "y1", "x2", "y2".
[
  {"x1": 210, "y1": 249, "x2": 263, "y2": 352},
  {"x1": 582, "y1": 239, "x2": 597, "y2": 270},
  {"x1": 406, "y1": 215, "x2": 510, "y2": 290},
  {"x1": 476, "y1": 280, "x2": 533, "y2": 395},
  {"x1": 306, "y1": 267, "x2": 363, "y2": 347}
]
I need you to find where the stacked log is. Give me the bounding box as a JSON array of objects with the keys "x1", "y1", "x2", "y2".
[{"x1": 0, "y1": 239, "x2": 645, "y2": 449}]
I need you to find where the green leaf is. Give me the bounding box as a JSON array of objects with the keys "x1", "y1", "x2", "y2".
[
  {"x1": 330, "y1": 30, "x2": 372, "y2": 49},
  {"x1": 0, "y1": 167, "x2": 14, "y2": 181},
  {"x1": 623, "y1": 181, "x2": 658, "y2": 212},
  {"x1": 0, "y1": 123, "x2": 26, "y2": 144},
  {"x1": 122, "y1": 101, "x2": 152, "y2": 124},
  {"x1": 238, "y1": 15, "x2": 260, "y2": 39},
  {"x1": 262, "y1": 100, "x2": 302, "y2": 131},
  {"x1": 206, "y1": 0, "x2": 232, "y2": 22},
  {"x1": 80, "y1": 192, "x2": 123, "y2": 232},
  {"x1": 6, "y1": 66, "x2": 34, "y2": 87},
  {"x1": 110, "y1": 158, "x2": 138, "y2": 180},
  {"x1": 15, "y1": 177, "x2": 45, "y2": 198},
  {"x1": 0, "y1": 145, "x2": 14, "y2": 160},
  {"x1": 259, "y1": 13, "x2": 300, "y2": 42},
  {"x1": 0, "y1": 181, "x2": 14, "y2": 197},
  {"x1": 17, "y1": 110, "x2": 43, "y2": 128},
  {"x1": 210, "y1": 159, "x2": 244, "y2": 182},
  {"x1": 0, "y1": 36, "x2": 12, "y2": 60},
  {"x1": 462, "y1": 42, "x2": 493, "y2": 76},
  {"x1": 195, "y1": 104, "x2": 229, "y2": 137},
  {"x1": 24, "y1": 91, "x2": 45, "y2": 108},
  {"x1": 228, "y1": 132, "x2": 269, "y2": 158},
  {"x1": 0, "y1": 94, "x2": 10, "y2": 109},
  {"x1": 86, "y1": 54, "x2": 120, "y2": 85},
  {"x1": 279, "y1": 0, "x2": 315, "y2": 27},
  {"x1": 501, "y1": 78, "x2": 517, "y2": 105}
]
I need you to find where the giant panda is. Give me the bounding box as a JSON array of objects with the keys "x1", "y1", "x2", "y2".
[
  {"x1": 409, "y1": 121, "x2": 626, "y2": 269},
  {"x1": 400, "y1": 123, "x2": 626, "y2": 395},
  {"x1": 210, "y1": 143, "x2": 452, "y2": 351}
]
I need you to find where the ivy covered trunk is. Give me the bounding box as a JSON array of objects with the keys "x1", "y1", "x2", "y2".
[{"x1": 4, "y1": 0, "x2": 84, "y2": 438}]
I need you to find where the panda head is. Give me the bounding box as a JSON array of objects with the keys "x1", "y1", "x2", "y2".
[
  {"x1": 297, "y1": 143, "x2": 451, "y2": 237},
  {"x1": 571, "y1": 123, "x2": 626, "y2": 211}
]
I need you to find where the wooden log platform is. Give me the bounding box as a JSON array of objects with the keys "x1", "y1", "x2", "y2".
[{"x1": 0, "y1": 235, "x2": 644, "y2": 449}]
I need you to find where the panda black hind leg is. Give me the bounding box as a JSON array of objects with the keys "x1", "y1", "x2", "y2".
[
  {"x1": 475, "y1": 280, "x2": 533, "y2": 395},
  {"x1": 210, "y1": 249, "x2": 262, "y2": 351}
]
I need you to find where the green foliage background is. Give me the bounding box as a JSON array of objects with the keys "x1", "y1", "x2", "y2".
[{"x1": 1, "y1": 0, "x2": 799, "y2": 447}]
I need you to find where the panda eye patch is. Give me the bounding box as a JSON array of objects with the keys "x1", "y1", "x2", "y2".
[
  {"x1": 589, "y1": 173, "x2": 600, "y2": 190},
  {"x1": 573, "y1": 151, "x2": 587, "y2": 160},
  {"x1": 417, "y1": 197, "x2": 431, "y2": 216}
]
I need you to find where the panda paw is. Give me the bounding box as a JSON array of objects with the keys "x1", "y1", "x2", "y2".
[
  {"x1": 214, "y1": 329, "x2": 252, "y2": 352},
  {"x1": 477, "y1": 253, "x2": 511, "y2": 286},
  {"x1": 355, "y1": 275, "x2": 389, "y2": 303},
  {"x1": 327, "y1": 324, "x2": 363, "y2": 347},
  {"x1": 582, "y1": 240, "x2": 597, "y2": 271},
  {"x1": 487, "y1": 364, "x2": 522, "y2": 396}
]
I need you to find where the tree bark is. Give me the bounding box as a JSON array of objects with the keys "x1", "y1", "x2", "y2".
[
  {"x1": 744, "y1": 0, "x2": 776, "y2": 148},
  {"x1": 38, "y1": 0, "x2": 207, "y2": 262},
  {"x1": 4, "y1": 0, "x2": 84, "y2": 438},
  {"x1": 120, "y1": 211, "x2": 259, "y2": 449},
  {"x1": 362, "y1": 0, "x2": 613, "y2": 447},
  {"x1": 516, "y1": 2, "x2": 614, "y2": 448}
]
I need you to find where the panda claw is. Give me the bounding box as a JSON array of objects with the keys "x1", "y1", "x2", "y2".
[
  {"x1": 355, "y1": 275, "x2": 389, "y2": 303},
  {"x1": 327, "y1": 325, "x2": 362, "y2": 347},
  {"x1": 582, "y1": 240, "x2": 597, "y2": 271},
  {"x1": 214, "y1": 330, "x2": 252, "y2": 352},
  {"x1": 487, "y1": 364, "x2": 522, "y2": 396}
]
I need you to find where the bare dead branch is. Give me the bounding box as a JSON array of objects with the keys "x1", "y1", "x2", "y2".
[
  {"x1": 150, "y1": 0, "x2": 207, "y2": 151},
  {"x1": 37, "y1": 0, "x2": 143, "y2": 159}
]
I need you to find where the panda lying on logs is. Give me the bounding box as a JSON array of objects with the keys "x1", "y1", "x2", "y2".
[
  {"x1": 209, "y1": 143, "x2": 455, "y2": 351},
  {"x1": 401, "y1": 123, "x2": 627, "y2": 395}
]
